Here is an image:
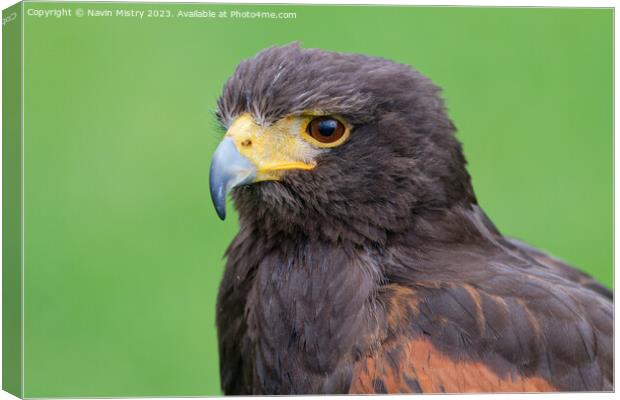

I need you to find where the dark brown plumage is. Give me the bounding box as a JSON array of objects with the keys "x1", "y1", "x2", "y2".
[{"x1": 210, "y1": 43, "x2": 613, "y2": 394}]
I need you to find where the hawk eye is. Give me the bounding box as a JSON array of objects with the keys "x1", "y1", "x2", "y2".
[{"x1": 307, "y1": 117, "x2": 346, "y2": 143}]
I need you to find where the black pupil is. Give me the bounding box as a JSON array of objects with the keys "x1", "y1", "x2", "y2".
[{"x1": 317, "y1": 119, "x2": 338, "y2": 137}]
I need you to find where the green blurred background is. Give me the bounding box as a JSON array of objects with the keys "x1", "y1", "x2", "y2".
[{"x1": 21, "y1": 3, "x2": 612, "y2": 397}]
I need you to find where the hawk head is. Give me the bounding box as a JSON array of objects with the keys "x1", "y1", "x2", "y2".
[{"x1": 210, "y1": 43, "x2": 476, "y2": 244}]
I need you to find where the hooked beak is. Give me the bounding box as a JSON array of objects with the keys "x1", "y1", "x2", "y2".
[
  {"x1": 209, "y1": 137, "x2": 256, "y2": 220},
  {"x1": 209, "y1": 113, "x2": 318, "y2": 220}
]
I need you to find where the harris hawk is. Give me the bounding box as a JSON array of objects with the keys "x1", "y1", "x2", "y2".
[{"x1": 208, "y1": 44, "x2": 613, "y2": 394}]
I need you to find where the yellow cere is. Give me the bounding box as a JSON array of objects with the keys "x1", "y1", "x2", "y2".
[{"x1": 225, "y1": 112, "x2": 350, "y2": 181}]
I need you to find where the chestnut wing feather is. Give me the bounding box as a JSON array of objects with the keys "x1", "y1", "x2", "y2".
[{"x1": 351, "y1": 245, "x2": 613, "y2": 393}]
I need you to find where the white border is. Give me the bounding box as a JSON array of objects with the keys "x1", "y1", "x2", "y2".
[
  {"x1": 9, "y1": 0, "x2": 620, "y2": 6},
  {"x1": 0, "y1": 1, "x2": 617, "y2": 400}
]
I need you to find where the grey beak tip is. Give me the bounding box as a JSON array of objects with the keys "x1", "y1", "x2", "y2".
[
  {"x1": 209, "y1": 137, "x2": 256, "y2": 221},
  {"x1": 215, "y1": 203, "x2": 226, "y2": 221},
  {"x1": 209, "y1": 162, "x2": 227, "y2": 221}
]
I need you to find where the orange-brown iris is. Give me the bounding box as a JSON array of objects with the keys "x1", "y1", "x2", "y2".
[{"x1": 307, "y1": 117, "x2": 346, "y2": 144}]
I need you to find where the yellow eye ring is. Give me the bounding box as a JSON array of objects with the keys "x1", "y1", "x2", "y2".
[{"x1": 300, "y1": 115, "x2": 351, "y2": 148}]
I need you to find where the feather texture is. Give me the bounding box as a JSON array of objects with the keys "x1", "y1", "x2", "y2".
[{"x1": 214, "y1": 44, "x2": 613, "y2": 394}]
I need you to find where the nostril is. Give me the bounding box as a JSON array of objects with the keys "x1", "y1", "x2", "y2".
[{"x1": 241, "y1": 139, "x2": 252, "y2": 147}]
